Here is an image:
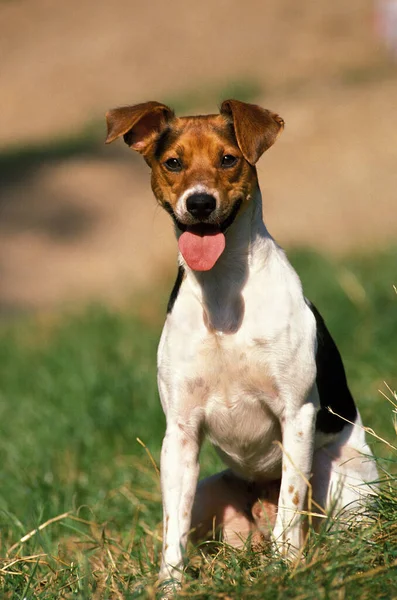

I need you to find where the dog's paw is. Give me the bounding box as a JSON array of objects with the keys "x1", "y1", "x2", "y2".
[
  {"x1": 272, "y1": 525, "x2": 302, "y2": 564},
  {"x1": 273, "y1": 539, "x2": 301, "y2": 564}
]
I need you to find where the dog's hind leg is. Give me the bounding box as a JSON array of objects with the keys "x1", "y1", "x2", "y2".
[
  {"x1": 190, "y1": 470, "x2": 280, "y2": 548},
  {"x1": 311, "y1": 422, "x2": 378, "y2": 523}
]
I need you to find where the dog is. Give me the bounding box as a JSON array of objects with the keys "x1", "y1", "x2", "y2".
[{"x1": 105, "y1": 99, "x2": 378, "y2": 586}]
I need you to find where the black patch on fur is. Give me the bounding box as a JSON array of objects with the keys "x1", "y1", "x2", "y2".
[
  {"x1": 167, "y1": 266, "x2": 185, "y2": 314},
  {"x1": 220, "y1": 198, "x2": 242, "y2": 232},
  {"x1": 307, "y1": 300, "x2": 357, "y2": 433},
  {"x1": 154, "y1": 127, "x2": 179, "y2": 159}
]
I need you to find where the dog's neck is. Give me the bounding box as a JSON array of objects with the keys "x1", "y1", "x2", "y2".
[{"x1": 180, "y1": 187, "x2": 274, "y2": 334}]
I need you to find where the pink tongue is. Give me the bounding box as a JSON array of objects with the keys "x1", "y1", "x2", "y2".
[{"x1": 178, "y1": 230, "x2": 226, "y2": 271}]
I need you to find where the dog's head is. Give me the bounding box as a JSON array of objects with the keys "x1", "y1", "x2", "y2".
[{"x1": 105, "y1": 100, "x2": 284, "y2": 271}]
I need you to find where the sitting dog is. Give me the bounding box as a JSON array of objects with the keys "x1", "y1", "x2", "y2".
[{"x1": 105, "y1": 99, "x2": 378, "y2": 585}]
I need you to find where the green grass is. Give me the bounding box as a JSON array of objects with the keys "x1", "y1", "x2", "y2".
[{"x1": 0, "y1": 248, "x2": 396, "y2": 598}]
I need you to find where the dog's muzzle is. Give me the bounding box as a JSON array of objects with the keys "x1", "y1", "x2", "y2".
[
  {"x1": 163, "y1": 198, "x2": 243, "y2": 272},
  {"x1": 163, "y1": 197, "x2": 242, "y2": 234}
]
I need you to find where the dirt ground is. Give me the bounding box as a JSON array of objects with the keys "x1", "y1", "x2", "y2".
[{"x1": 1, "y1": 0, "x2": 396, "y2": 312}]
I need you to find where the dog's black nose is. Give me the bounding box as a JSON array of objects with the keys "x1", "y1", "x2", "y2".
[{"x1": 186, "y1": 193, "x2": 216, "y2": 220}]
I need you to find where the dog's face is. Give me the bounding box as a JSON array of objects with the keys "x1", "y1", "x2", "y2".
[
  {"x1": 147, "y1": 113, "x2": 257, "y2": 229},
  {"x1": 106, "y1": 100, "x2": 284, "y2": 270}
]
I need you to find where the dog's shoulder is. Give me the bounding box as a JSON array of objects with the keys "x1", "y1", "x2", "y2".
[{"x1": 306, "y1": 299, "x2": 357, "y2": 434}]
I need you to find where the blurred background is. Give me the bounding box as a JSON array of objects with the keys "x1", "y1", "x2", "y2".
[
  {"x1": 0, "y1": 2, "x2": 397, "y2": 595},
  {"x1": 1, "y1": 0, "x2": 396, "y2": 312}
]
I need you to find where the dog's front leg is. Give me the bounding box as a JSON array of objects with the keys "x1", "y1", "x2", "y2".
[
  {"x1": 272, "y1": 398, "x2": 317, "y2": 558},
  {"x1": 159, "y1": 418, "x2": 201, "y2": 585}
]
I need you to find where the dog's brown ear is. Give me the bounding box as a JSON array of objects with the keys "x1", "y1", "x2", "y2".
[
  {"x1": 105, "y1": 101, "x2": 174, "y2": 153},
  {"x1": 220, "y1": 99, "x2": 284, "y2": 165}
]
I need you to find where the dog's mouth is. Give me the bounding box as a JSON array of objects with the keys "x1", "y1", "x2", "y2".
[
  {"x1": 179, "y1": 225, "x2": 225, "y2": 272},
  {"x1": 163, "y1": 199, "x2": 242, "y2": 272}
]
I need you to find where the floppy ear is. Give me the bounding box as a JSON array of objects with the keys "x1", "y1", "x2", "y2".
[
  {"x1": 220, "y1": 99, "x2": 284, "y2": 165},
  {"x1": 105, "y1": 101, "x2": 174, "y2": 153}
]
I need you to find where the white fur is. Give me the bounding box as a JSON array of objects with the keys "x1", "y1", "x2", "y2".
[{"x1": 158, "y1": 189, "x2": 378, "y2": 582}]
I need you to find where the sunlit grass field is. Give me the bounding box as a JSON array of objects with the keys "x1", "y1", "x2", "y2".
[{"x1": 0, "y1": 249, "x2": 396, "y2": 598}]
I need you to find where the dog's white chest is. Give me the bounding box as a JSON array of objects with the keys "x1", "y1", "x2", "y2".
[
  {"x1": 195, "y1": 334, "x2": 283, "y2": 479},
  {"x1": 157, "y1": 234, "x2": 318, "y2": 482}
]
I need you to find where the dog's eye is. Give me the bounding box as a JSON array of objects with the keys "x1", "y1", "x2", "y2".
[
  {"x1": 164, "y1": 158, "x2": 182, "y2": 172},
  {"x1": 221, "y1": 155, "x2": 238, "y2": 168}
]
